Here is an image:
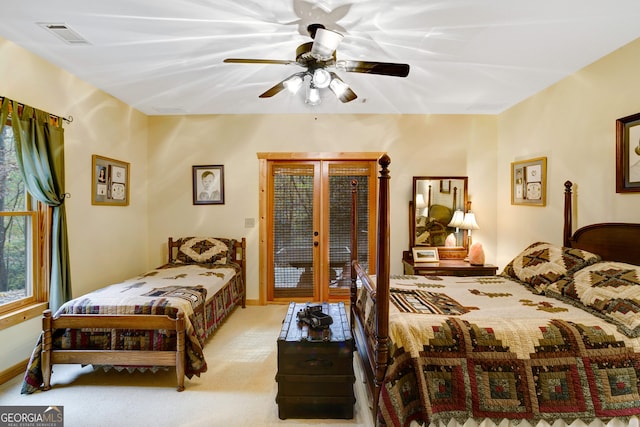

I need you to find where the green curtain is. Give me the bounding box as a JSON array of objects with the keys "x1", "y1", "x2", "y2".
[{"x1": 1, "y1": 97, "x2": 72, "y2": 311}]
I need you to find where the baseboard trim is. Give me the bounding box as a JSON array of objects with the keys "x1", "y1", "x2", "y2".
[{"x1": 0, "y1": 358, "x2": 28, "y2": 386}]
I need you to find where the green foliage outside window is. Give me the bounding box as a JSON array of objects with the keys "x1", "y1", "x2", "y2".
[{"x1": 0, "y1": 124, "x2": 29, "y2": 300}]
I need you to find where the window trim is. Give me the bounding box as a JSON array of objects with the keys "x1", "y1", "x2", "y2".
[
  {"x1": 0, "y1": 302, "x2": 48, "y2": 330},
  {"x1": 0, "y1": 185, "x2": 49, "y2": 328},
  {"x1": 1, "y1": 106, "x2": 52, "y2": 328}
]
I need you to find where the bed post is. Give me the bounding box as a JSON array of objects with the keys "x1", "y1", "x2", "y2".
[
  {"x1": 42, "y1": 310, "x2": 53, "y2": 391},
  {"x1": 240, "y1": 238, "x2": 247, "y2": 308},
  {"x1": 374, "y1": 154, "x2": 391, "y2": 413},
  {"x1": 350, "y1": 179, "x2": 359, "y2": 327},
  {"x1": 175, "y1": 312, "x2": 186, "y2": 392},
  {"x1": 563, "y1": 181, "x2": 573, "y2": 247},
  {"x1": 168, "y1": 237, "x2": 174, "y2": 264}
]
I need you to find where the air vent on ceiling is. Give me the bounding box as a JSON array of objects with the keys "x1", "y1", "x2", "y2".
[
  {"x1": 38, "y1": 23, "x2": 90, "y2": 45},
  {"x1": 153, "y1": 107, "x2": 188, "y2": 115}
]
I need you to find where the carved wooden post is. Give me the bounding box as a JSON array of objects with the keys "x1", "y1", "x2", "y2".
[
  {"x1": 350, "y1": 179, "x2": 358, "y2": 327},
  {"x1": 175, "y1": 312, "x2": 186, "y2": 392},
  {"x1": 563, "y1": 181, "x2": 573, "y2": 247},
  {"x1": 42, "y1": 309, "x2": 52, "y2": 391},
  {"x1": 374, "y1": 154, "x2": 391, "y2": 414}
]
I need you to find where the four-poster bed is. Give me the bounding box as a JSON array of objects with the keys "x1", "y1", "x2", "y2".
[{"x1": 350, "y1": 155, "x2": 640, "y2": 426}]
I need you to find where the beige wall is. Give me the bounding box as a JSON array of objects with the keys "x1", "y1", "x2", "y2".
[
  {"x1": 0, "y1": 38, "x2": 149, "y2": 372},
  {"x1": 146, "y1": 114, "x2": 497, "y2": 301},
  {"x1": 496, "y1": 37, "x2": 640, "y2": 267}
]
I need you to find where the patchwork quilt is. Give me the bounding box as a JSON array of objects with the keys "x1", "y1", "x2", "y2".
[
  {"x1": 21, "y1": 262, "x2": 243, "y2": 394},
  {"x1": 357, "y1": 273, "x2": 640, "y2": 426}
]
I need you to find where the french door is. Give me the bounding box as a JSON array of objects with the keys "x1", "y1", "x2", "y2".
[{"x1": 258, "y1": 153, "x2": 380, "y2": 303}]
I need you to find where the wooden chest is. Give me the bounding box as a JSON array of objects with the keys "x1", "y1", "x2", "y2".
[{"x1": 276, "y1": 301, "x2": 355, "y2": 419}]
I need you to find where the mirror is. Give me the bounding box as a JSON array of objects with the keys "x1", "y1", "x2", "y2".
[{"x1": 411, "y1": 176, "x2": 468, "y2": 248}]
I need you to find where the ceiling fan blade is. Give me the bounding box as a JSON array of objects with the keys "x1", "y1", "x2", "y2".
[
  {"x1": 258, "y1": 81, "x2": 286, "y2": 98},
  {"x1": 224, "y1": 58, "x2": 297, "y2": 65},
  {"x1": 338, "y1": 60, "x2": 410, "y2": 77}
]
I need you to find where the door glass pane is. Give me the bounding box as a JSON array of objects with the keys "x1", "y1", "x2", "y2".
[
  {"x1": 328, "y1": 165, "x2": 370, "y2": 292},
  {"x1": 272, "y1": 164, "x2": 315, "y2": 299}
]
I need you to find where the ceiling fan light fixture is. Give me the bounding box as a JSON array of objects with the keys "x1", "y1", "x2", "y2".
[
  {"x1": 283, "y1": 74, "x2": 304, "y2": 94},
  {"x1": 329, "y1": 77, "x2": 349, "y2": 97},
  {"x1": 328, "y1": 72, "x2": 357, "y2": 103},
  {"x1": 310, "y1": 28, "x2": 343, "y2": 60},
  {"x1": 312, "y1": 68, "x2": 331, "y2": 88},
  {"x1": 306, "y1": 85, "x2": 321, "y2": 106}
]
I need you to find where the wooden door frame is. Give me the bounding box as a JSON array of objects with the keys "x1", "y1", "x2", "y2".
[{"x1": 257, "y1": 152, "x2": 385, "y2": 305}]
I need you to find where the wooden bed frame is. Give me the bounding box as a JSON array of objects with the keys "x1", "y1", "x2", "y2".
[
  {"x1": 349, "y1": 157, "x2": 640, "y2": 419},
  {"x1": 41, "y1": 237, "x2": 246, "y2": 392}
]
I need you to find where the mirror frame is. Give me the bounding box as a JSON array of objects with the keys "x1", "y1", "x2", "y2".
[{"x1": 410, "y1": 176, "x2": 468, "y2": 249}]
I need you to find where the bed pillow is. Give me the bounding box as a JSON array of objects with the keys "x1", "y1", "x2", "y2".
[
  {"x1": 174, "y1": 237, "x2": 235, "y2": 265},
  {"x1": 500, "y1": 242, "x2": 600, "y2": 293},
  {"x1": 545, "y1": 261, "x2": 640, "y2": 337}
]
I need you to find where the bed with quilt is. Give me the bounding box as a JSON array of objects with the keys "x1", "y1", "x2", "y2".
[
  {"x1": 21, "y1": 236, "x2": 246, "y2": 394},
  {"x1": 350, "y1": 155, "x2": 640, "y2": 426}
]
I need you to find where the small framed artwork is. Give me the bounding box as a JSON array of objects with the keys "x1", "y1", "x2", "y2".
[
  {"x1": 616, "y1": 112, "x2": 640, "y2": 193},
  {"x1": 511, "y1": 157, "x2": 547, "y2": 206},
  {"x1": 412, "y1": 247, "x2": 440, "y2": 264},
  {"x1": 92, "y1": 155, "x2": 129, "y2": 206},
  {"x1": 193, "y1": 165, "x2": 224, "y2": 205}
]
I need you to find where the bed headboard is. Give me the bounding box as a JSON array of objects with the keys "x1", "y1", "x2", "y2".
[
  {"x1": 563, "y1": 181, "x2": 640, "y2": 265},
  {"x1": 167, "y1": 237, "x2": 247, "y2": 278}
]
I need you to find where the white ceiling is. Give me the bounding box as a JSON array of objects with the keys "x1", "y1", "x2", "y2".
[{"x1": 2, "y1": 0, "x2": 640, "y2": 115}]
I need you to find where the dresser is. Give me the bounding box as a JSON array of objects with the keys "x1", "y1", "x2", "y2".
[
  {"x1": 275, "y1": 301, "x2": 355, "y2": 419},
  {"x1": 402, "y1": 250, "x2": 498, "y2": 276}
]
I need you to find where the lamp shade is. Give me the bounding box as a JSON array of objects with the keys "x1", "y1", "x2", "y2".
[
  {"x1": 305, "y1": 85, "x2": 320, "y2": 105},
  {"x1": 283, "y1": 74, "x2": 304, "y2": 94},
  {"x1": 310, "y1": 28, "x2": 343, "y2": 60},
  {"x1": 312, "y1": 68, "x2": 331, "y2": 88},
  {"x1": 415, "y1": 194, "x2": 427, "y2": 209},
  {"x1": 447, "y1": 210, "x2": 465, "y2": 228},
  {"x1": 461, "y1": 212, "x2": 479, "y2": 230}
]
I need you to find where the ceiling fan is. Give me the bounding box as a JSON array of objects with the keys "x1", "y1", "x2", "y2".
[{"x1": 223, "y1": 24, "x2": 410, "y2": 105}]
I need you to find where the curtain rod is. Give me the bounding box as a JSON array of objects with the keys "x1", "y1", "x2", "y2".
[{"x1": 0, "y1": 96, "x2": 73, "y2": 124}]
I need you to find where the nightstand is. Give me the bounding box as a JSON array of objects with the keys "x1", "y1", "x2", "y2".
[{"x1": 402, "y1": 250, "x2": 498, "y2": 276}]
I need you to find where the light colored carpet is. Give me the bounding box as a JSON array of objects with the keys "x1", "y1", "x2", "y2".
[{"x1": 0, "y1": 305, "x2": 375, "y2": 427}]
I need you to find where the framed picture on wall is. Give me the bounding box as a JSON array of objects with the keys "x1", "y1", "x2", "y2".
[
  {"x1": 616, "y1": 112, "x2": 640, "y2": 193},
  {"x1": 511, "y1": 157, "x2": 547, "y2": 206},
  {"x1": 192, "y1": 165, "x2": 225, "y2": 205},
  {"x1": 92, "y1": 155, "x2": 129, "y2": 206}
]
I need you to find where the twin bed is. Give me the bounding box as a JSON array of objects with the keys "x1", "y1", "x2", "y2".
[
  {"x1": 22, "y1": 236, "x2": 245, "y2": 394},
  {"x1": 350, "y1": 155, "x2": 640, "y2": 426}
]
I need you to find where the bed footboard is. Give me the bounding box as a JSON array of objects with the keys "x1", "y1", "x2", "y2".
[
  {"x1": 41, "y1": 309, "x2": 187, "y2": 391},
  {"x1": 351, "y1": 261, "x2": 385, "y2": 411}
]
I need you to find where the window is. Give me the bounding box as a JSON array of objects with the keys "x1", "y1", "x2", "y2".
[{"x1": 0, "y1": 123, "x2": 46, "y2": 318}]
